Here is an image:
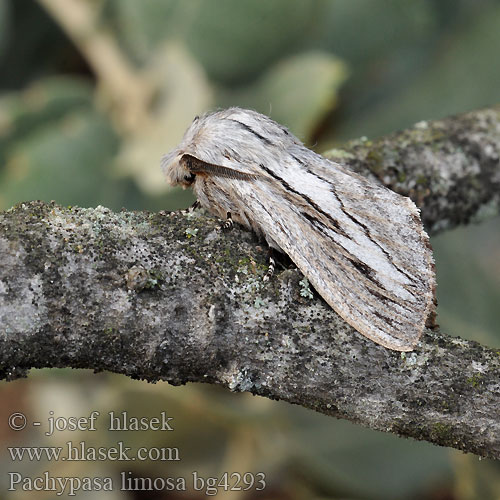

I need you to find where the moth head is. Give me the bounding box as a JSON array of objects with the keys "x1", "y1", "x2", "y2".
[{"x1": 161, "y1": 153, "x2": 197, "y2": 189}]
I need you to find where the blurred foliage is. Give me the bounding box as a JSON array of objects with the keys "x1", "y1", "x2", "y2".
[
  {"x1": 433, "y1": 216, "x2": 500, "y2": 348},
  {"x1": 335, "y1": 0, "x2": 500, "y2": 139},
  {"x1": 107, "y1": 0, "x2": 325, "y2": 83},
  {"x1": 0, "y1": 0, "x2": 499, "y2": 499},
  {"x1": 217, "y1": 51, "x2": 348, "y2": 140}
]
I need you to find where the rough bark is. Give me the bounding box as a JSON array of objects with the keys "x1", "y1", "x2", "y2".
[
  {"x1": 326, "y1": 105, "x2": 500, "y2": 235},
  {"x1": 1, "y1": 106, "x2": 499, "y2": 460}
]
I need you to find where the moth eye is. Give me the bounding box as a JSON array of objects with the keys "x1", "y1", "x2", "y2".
[{"x1": 184, "y1": 173, "x2": 196, "y2": 183}]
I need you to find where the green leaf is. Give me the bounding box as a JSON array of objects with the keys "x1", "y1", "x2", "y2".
[
  {"x1": 184, "y1": 0, "x2": 323, "y2": 84},
  {"x1": 110, "y1": 0, "x2": 324, "y2": 84},
  {"x1": 337, "y1": 3, "x2": 500, "y2": 139},
  {"x1": 0, "y1": 108, "x2": 120, "y2": 210},
  {"x1": 218, "y1": 51, "x2": 348, "y2": 140},
  {"x1": 105, "y1": 0, "x2": 182, "y2": 62},
  {"x1": 0, "y1": 77, "x2": 93, "y2": 165},
  {"x1": 311, "y1": 0, "x2": 436, "y2": 66}
]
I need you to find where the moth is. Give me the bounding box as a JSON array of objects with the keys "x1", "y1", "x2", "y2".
[{"x1": 161, "y1": 108, "x2": 435, "y2": 351}]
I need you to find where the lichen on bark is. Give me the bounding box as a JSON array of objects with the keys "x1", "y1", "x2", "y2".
[{"x1": 1, "y1": 105, "x2": 500, "y2": 459}]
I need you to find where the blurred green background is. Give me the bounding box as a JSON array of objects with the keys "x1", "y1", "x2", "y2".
[{"x1": 1, "y1": 1, "x2": 499, "y2": 499}]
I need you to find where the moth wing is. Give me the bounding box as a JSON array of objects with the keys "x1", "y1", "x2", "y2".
[{"x1": 228, "y1": 159, "x2": 435, "y2": 351}]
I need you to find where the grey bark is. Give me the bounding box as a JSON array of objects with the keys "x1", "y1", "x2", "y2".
[{"x1": 1, "y1": 106, "x2": 500, "y2": 460}]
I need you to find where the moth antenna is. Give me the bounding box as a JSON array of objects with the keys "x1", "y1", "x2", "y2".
[{"x1": 181, "y1": 154, "x2": 257, "y2": 181}]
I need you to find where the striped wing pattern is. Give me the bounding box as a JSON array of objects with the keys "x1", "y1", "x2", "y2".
[
  {"x1": 163, "y1": 108, "x2": 435, "y2": 351},
  {"x1": 230, "y1": 161, "x2": 434, "y2": 350}
]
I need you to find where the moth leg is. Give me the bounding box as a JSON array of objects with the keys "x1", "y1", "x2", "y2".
[
  {"x1": 218, "y1": 212, "x2": 234, "y2": 232},
  {"x1": 179, "y1": 200, "x2": 201, "y2": 216},
  {"x1": 263, "y1": 248, "x2": 276, "y2": 282},
  {"x1": 189, "y1": 200, "x2": 201, "y2": 211}
]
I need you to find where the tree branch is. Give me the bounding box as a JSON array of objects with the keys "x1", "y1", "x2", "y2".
[
  {"x1": 326, "y1": 105, "x2": 500, "y2": 235},
  {"x1": 1, "y1": 106, "x2": 499, "y2": 460}
]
